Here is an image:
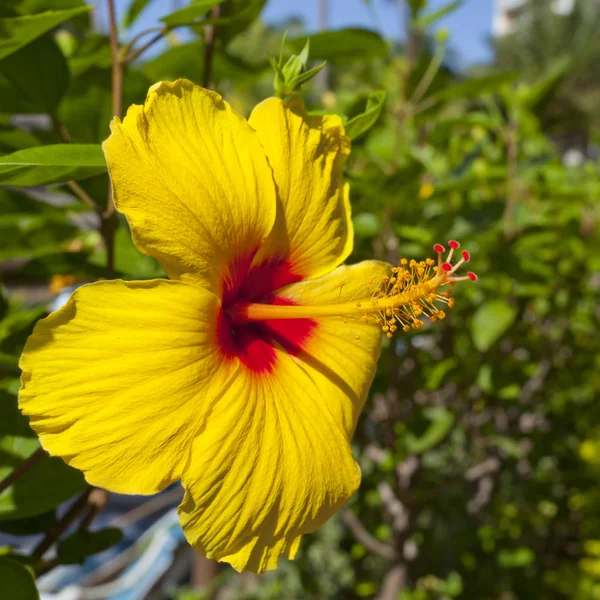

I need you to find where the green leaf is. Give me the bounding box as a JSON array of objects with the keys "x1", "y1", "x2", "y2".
[
  {"x1": 517, "y1": 57, "x2": 570, "y2": 111},
  {"x1": 0, "y1": 287, "x2": 7, "y2": 322},
  {"x1": 0, "y1": 388, "x2": 34, "y2": 439},
  {"x1": 143, "y1": 42, "x2": 265, "y2": 88},
  {"x1": 405, "y1": 407, "x2": 455, "y2": 454},
  {"x1": 123, "y1": 0, "x2": 155, "y2": 28},
  {"x1": 0, "y1": 144, "x2": 106, "y2": 186},
  {"x1": 352, "y1": 213, "x2": 380, "y2": 237},
  {"x1": 0, "y1": 455, "x2": 87, "y2": 520},
  {"x1": 429, "y1": 72, "x2": 519, "y2": 103},
  {"x1": 57, "y1": 528, "x2": 123, "y2": 564},
  {"x1": 22, "y1": 252, "x2": 107, "y2": 278},
  {"x1": 215, "y1": 0, "x2": 266, "y2": 44},
  {"x1": 90, "y1": 223, "x2": 163, "y2": 279},
  {"x1": 408, "y1": 0, "x2": 428, "y2": 18},
  {"x1": 18, "y1": 0, "x2": 91, "y2": 30},
  {"x1": 0, "y1": 33, "x2": 69, "y2": 113},
  {"x1": 0, "y1": 557, "x2": 39, "y2": 600},
  {"x1": 0, "y1": 510, "x2": 56, "y2": 535},
  {"x1": 471, "y1": 300, "x2": 518, "y2": 352},
  {"x1": 68, "y1": 34, "x2": 112, "y2": 78},
  {"x1": 425, "y1": 358, "x2": 458, "y2": 391},
  {"x1": 415, "y1": 0, "x2": 462, "y2": 29},
  {"x1": 497, "y1": 547, "x2": 535, "y2": 568},
  {"x1": 288, "y1": 29, "x2": 388, "y2": 64},
  {"x1": 160, "y1": 0, "x2": 225, "y2": 27},
  {"x1": 59, "y1": 67, "x2": 151, "y2": 144},
  {"x1": 0, "y1": 6, "x2": 93, "y2": 62},
  {"x1": 288, "y1": 62, "x2": 326, "y2": 91},
  {"x1": 345, "y1": 91, "x2": 386, "y2": 140}
]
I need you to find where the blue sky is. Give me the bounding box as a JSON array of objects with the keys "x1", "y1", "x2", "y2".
[{"x1": 95, "y1": 0, "x2": 494, "y2": 67}]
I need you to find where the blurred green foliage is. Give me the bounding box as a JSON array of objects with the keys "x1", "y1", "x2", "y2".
[{"x1": 0, "y1": 0, "x2": 599, "y2": 598}]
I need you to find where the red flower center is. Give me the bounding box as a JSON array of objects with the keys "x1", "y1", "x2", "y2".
[{"x1": 218, "y1": 253, "x2": 316, "y2": 374}]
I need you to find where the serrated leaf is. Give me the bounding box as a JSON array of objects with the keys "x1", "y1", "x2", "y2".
[
  {"x1": 471, "y1": 300, "x2": 517, "y2": 352},
  {"x1": 57, "y1": 528, "x2": 123, "y2": 564},
  {"x1": 0, "y1": 6, "x2": 93, "y2": 62},
  {"x1": 345, "y1": 91, "x2": 386, "y2": 140},
  {"x1": 0, "y1": 144, "x2": 106, "y2": 186},
  {"x1": 0, "y1": 557, "x2": 39, "y2": 600}
]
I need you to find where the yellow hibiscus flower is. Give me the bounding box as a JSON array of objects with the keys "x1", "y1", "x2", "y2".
[{"x1": 18, "y1": 80, "x2": 475, "y2": 574}]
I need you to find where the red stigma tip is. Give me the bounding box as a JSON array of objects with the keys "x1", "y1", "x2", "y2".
[
  {"x1": 462, "y1": 250, "x2": 470, "y2": 262},
  {"x1": 449, "y1": 240, "x2": 460, "y2": 249},
  {"x1": 433, "y1": 244, "x2": 445, "y2": 253},
  {"x1": 442, "y1": 262, "x2": 453, "y2": 272},
  {"x1": 467, "y1": 272, "x2": 477, "y2": 281}
]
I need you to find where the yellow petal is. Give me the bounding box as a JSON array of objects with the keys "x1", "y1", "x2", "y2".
[
  {"x1": 248, "y1": 96, "x2": 353, "y2": 281},
  {"x1": 276, "y1": 260, "x2": 391, "y2": 435},
  {"x1": 178, "y1": 261, "x2": 389, "y2": 573},
  {"x1": 18, "y1": 279, "x2": 227, "y2": 495},
  {"x1": 102, "y1": 80, "x2": 277, "y2": 294}
]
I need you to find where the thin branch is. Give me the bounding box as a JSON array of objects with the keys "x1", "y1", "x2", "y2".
[
  {"x1": 78, "y1": 488, "x2": 110, "y2": 531},
  {"x1": 105, "y1": 0, "x2": 123, "y2": 278},
  {"x1": 521, "y1": 359, "x2": 551, "y2": 404},
  {"x1": 110, "y1": 487, "x2": 182, "y2": 527},
  {"x1": 33, "y1": 488, "x2": 92, "y2": 560},
  {"x1": 504, "y1": 119, "x2": 519, "y2": 239},
  {"x1": 410, "y1": 41, "x2": 446, "y2": 106},
  {"x1": 0, "y1": 448, "x2": 46, "y2": 496},
  {"x1": 107, "y1": 0, "x2": 123, "y2": 122},
  {"x1": 121, "y1": 26, "x2": 164, "y2": 62},
  {"x1": 52, "y1": 118, "x2": 100, "y2": 212},
  {"x1": 340, "y1": 509, "x2": 398, "y2": 561},
  {"x1": 66, "y1": 181, "x2": 100, "y2": 212},
  {"x1": 202, "y1": 3, "x2": 221, "y2": 88},
  {"x1": 123, "y1": 29, "x2": 167, "y2": 64}
]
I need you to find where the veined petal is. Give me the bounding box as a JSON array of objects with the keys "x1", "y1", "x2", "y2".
[
  {"x1": 102, "y1": 80, "x2": 277, "y2": 294},
  {"x1": 178, "y1": 261, "x2": 389, "y2": 573},
  {"x1": 248, "y1": 96, "x2": 353, "y2": 281},
  {"x1": 18, "y1": 279, "x2": 226, "y2": 495}
]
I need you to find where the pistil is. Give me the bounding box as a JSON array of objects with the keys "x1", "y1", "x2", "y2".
[{"x1": 228, "y1": 241, "x2": 477, "y2": 337}]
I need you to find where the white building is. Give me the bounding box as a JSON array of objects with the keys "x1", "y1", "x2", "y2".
[{"x1": 493, "y1": 0, "x2": 576, "y2": 36}]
